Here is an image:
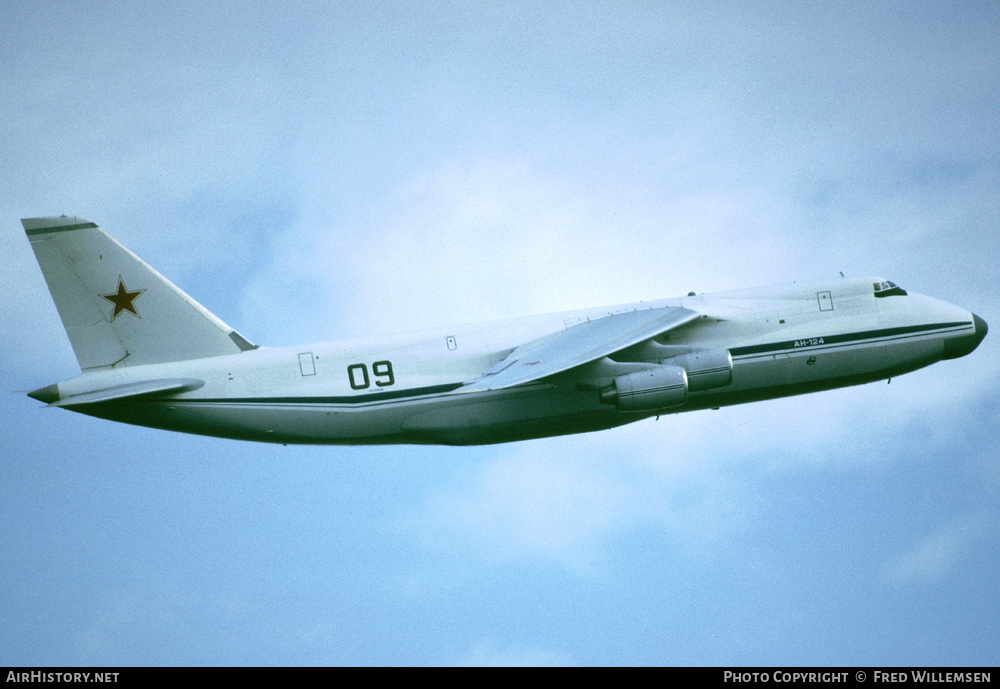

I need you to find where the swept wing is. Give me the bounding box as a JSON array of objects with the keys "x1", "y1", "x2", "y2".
[{"x1": 463, "y1": 306, "x2": 700, "y2": 391}]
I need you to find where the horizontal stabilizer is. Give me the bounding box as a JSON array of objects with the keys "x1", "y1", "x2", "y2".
[
  {"x1": 463, "y1": 306, "x2": 701, "y2": 391},
  {"x1": 30, "y1": 378, "x2": 205, "y2": 407}
]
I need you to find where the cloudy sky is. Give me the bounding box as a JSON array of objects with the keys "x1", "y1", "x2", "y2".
[{"x1": 2, "y1": 1, "x2": 998, "y2": 666}]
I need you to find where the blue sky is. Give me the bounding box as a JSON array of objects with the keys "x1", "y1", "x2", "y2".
[{"x1": 1, "y1": 1, "x2": 998, "y2": 666}]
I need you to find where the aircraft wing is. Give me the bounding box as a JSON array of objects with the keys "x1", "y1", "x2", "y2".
[{"x1": 463, "y1": 306, "x2": 700, "y2": 391}]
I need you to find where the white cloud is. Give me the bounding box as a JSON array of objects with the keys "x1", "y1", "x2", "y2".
[
  {"x1": 240, "y1": 149, "x2": 806, "y2": 346},
  {"x1": 403, "y1": 416, "x2": 767, "y2": 572},
  {"x1": 457, "y1": 640, "x2": 573, "y2": 667},
  {"x1": 71, "y1": 590, "x2": 144, "y2": 663},
  {"x1": 401, "y1": 366, "x2": 994, "y2": 575},
  {"x1": 885, "y1": 510, "x2": 992, "y2": 585}
]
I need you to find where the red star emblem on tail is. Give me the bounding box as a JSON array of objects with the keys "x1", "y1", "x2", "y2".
[{"x1": 101, "y1": 277, "x2": 145, "y2": 321}]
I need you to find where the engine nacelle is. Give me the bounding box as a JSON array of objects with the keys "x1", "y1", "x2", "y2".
[
  {"x1": 599, "y1": 364, "x2": 688, "y2": 411},
  {"x1": 661, "y1": 348, "x2": 732, "y2": 392}
]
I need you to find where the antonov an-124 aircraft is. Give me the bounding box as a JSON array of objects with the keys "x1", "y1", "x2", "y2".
[{"x1": 22, "y1": 216, "x2": 987, "y2": 446}]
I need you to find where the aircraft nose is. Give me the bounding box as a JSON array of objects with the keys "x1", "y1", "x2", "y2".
[
  {"x1": 942, "y1": 313, "x2": 988, "y2": 360},
  {"x1": 974, "y1": 313, "x2": 988, "y2": 341}
]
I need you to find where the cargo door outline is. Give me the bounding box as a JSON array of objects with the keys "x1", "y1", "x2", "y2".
[
  {"x1": 817, "y1": 291, "x2": 833, "y2": 312},
  {"x1": 298, "y1": 352, "x2": 316, "y2": 376}
]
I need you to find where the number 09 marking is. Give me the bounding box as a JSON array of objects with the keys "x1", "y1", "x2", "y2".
[{"x1": 347, "y1": 361, "x2": 395, "y2": 390}]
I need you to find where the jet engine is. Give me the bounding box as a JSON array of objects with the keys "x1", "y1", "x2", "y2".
[
  {"x1": 598, "y1": 348, "x2": 733, "y2": 411},
  {"x1": 599, "y1": 364, "x2": 688, "y2": 411},
  {"x1": 660, "y1": 348, "x2": 732, "y2": 392}
]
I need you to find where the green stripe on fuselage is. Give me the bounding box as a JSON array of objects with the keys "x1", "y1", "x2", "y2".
[{"x1": 730, "y1": 321, "x2": 970, "y2": 359}]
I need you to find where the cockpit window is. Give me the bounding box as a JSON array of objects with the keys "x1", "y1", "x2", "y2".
[{"x1": 874, "y1": 281, "x2": 907, "y2": 298}]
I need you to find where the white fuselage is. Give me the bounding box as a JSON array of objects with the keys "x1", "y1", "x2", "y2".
[{"x1": 51, "y1": 276, "x2": 984, "y2": 445}]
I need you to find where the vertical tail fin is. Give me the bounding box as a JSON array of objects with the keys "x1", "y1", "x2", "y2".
[{"x1": 22, "y1": 216, "x2": 256, "y2": 370}]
